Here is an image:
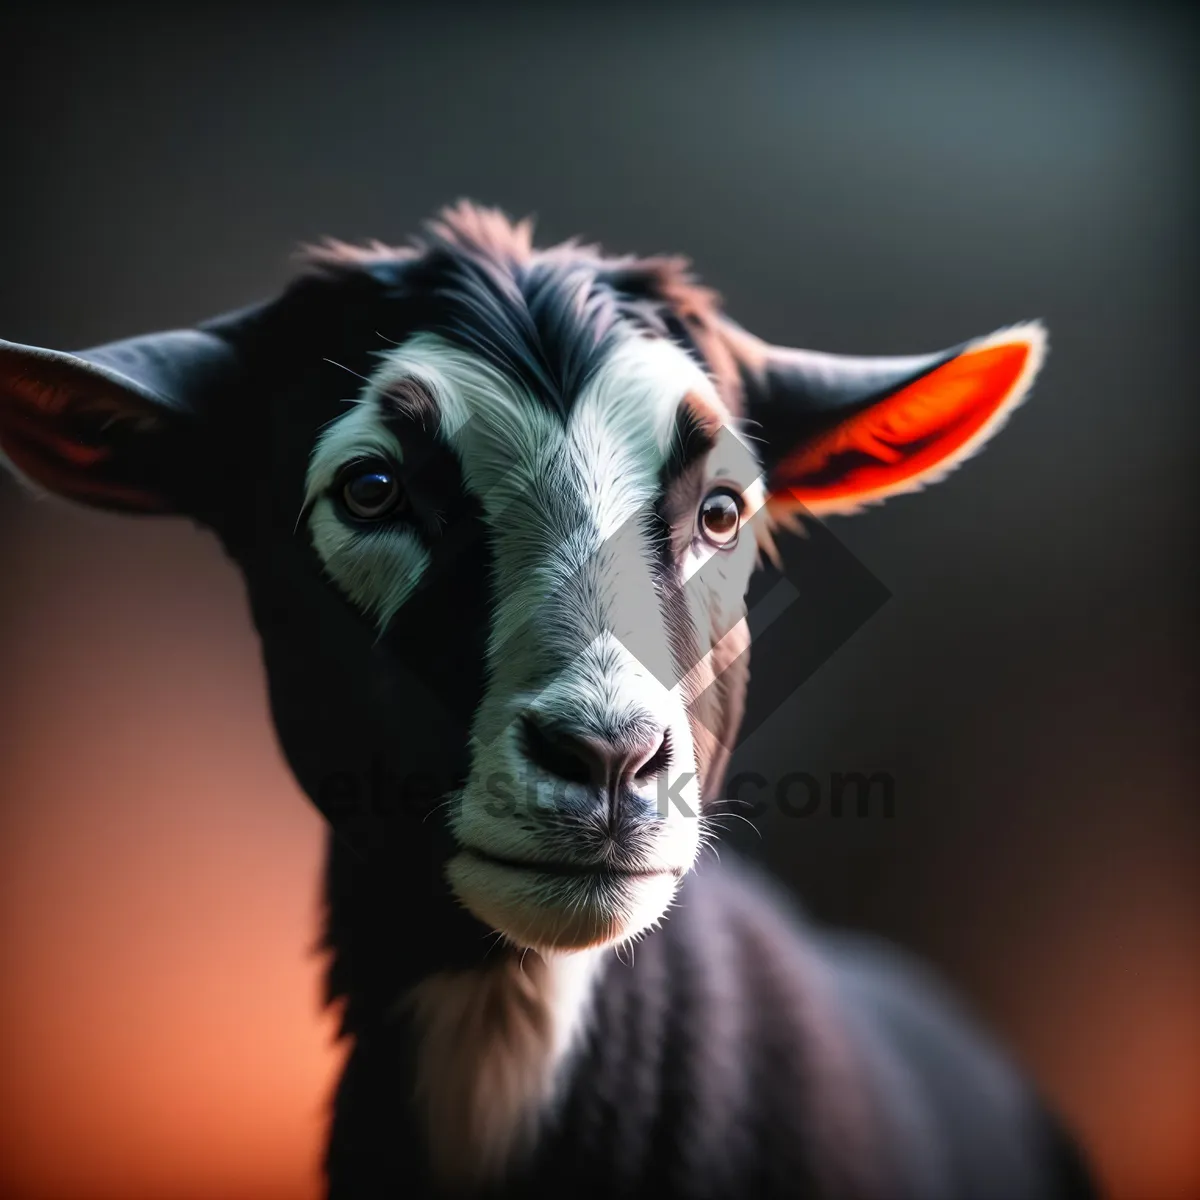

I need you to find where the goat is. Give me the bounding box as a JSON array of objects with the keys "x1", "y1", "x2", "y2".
[{"x1": 0, "y1": 203, "x2": 1096, "y2": 1199}]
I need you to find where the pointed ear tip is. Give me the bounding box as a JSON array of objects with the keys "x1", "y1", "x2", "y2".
[
  {"x1": 970, "y1": 319, "x2": 1049, "y2": 361},
  {"x1": 1011, "y1": 318, "x2": 1048, "y2": 351}
]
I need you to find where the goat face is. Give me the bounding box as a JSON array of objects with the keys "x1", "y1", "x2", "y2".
[
  {"x1": 348, "y1": 330, "x2": 763, "y2": 953},
  {"x1": 0, "y1": 203, "x2": 1046, "y2": 956}
]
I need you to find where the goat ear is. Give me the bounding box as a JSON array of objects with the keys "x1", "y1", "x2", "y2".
[
  {"x1": 0, "y1": 328, "x2": 239, "y2": 513},
  {"x1": 727, "y1": 321, "x2": 1047, "y2": 517}
]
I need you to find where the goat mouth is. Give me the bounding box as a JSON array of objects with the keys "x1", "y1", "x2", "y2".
[
  {"x1": 447, "y1": 847, "x2": 687, "y2": 951},
  {"x1": 459, "y1": 845, "x2": 680, "y2": 881}
]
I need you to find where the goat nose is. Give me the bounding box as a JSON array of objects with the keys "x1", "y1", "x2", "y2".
[{"x1": 519, "y1": 714, "x2": 671, "y2": 789}]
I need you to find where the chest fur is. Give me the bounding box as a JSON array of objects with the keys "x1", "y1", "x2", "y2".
[{"x1": 403, "y1": 950, "x2": 602, "y2": 1191}]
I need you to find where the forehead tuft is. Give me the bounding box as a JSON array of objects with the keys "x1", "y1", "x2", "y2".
[{"x1": 301, "y1": 201, "x2": 735, "y2": 421}]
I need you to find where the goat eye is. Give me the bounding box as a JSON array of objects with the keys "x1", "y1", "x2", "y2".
[
  {"x1": 341, "y1": 465, "x2": 403, "y2": 520},
  {"x1": 698, "y1": 488, "x2": 742, "y2": 548}
]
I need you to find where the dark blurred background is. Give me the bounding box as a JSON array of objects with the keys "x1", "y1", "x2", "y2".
[{"x1": 0, "y1": 6, "x2": 1195, "y2": 1199}]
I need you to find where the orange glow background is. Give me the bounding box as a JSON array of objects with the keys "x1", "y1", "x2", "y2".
[
  {"x1": 1, "y1": 7, "x2": 1197, "y2": 1199},
  {"x1": 0, "y1": 507, "x2": 346, "y2": 1200}
]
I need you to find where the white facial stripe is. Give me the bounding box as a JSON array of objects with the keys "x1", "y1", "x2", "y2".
[
  {"x1": 366, "y1": 332, "x2": 724, "y2": 679},
  {"x1": 368, "y1": 330, "x2": 721, "y2": 517}
]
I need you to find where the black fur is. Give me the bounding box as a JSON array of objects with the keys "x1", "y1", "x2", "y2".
[{"x1": 325, "y1": 858, "x2": 1096, "y2": 1200}]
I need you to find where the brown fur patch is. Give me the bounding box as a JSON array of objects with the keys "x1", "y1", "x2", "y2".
[
  {"x1": 697, "y1": 613, "x2": 753, "y2": 801},
  {"x1": 380, "y1": 375, "x2": 439, "y2": 425}
]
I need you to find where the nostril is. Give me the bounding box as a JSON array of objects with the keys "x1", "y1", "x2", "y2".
[
  {"x1": 633, "y1": 729, "x2": 672, "y2": 782},
  {"x1": 519, "y1": 715, "x2": 596, "y2": 785},
  {"x1": 519, "y1": 714, "x2": 672, "y2": 788}
]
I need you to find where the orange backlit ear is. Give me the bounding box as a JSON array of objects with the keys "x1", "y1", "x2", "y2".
[{"x1": 767, "y1": 323, "x2": 1046, "y2": 518}]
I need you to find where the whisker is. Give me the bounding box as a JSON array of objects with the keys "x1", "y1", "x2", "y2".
[
  {"x1": 704, "y1": 811, "x2": 763, "y2": 840},
  {"x1": 422, "y1": 793, "x2": 461, "y2": 824},
  {"x1": 480, "y1": 929, "x2": 507, "y2": 963},
  {"x1": 323, "y1": 357, "x2": 374, "y2": 384}
]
